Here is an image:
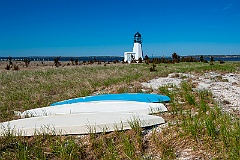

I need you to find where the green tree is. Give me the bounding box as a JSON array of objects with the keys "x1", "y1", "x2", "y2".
[{"x1": 172, "y1": 52, "x2": 180, "y2": 62}]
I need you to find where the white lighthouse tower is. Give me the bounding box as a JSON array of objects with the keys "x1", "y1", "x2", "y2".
[{"x1": 124, "y1": 32, "x2": 143, "y2": 63}]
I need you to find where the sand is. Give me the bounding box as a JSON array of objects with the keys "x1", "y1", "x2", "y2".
[{"x1": 142, "y1": 72, "x2": 240, "y2": 114}]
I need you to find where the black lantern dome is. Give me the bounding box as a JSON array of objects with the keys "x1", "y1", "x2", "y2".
[
  {"x1": 134, "y1": 32, "x2": 141, "y2": 37},
  {"x1": 134, "y1": 32, "x2": 142, "y2": 43}
]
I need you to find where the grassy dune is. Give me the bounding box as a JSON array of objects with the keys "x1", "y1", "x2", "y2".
[{"x1": 0, "y1": 61, "x2": 239, "y2": 159}]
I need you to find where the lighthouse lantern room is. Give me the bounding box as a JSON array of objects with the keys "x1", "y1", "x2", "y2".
[{"x1": 134, "y1": 32, "x2": 142, "y2": 43}]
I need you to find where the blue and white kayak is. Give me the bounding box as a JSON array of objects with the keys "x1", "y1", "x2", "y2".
[{"x1": 51, "y1": 93, "x2": 170, "y2": 106}]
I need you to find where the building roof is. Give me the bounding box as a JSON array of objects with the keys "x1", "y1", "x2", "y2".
[{"x1": 134, "y1": 32, "x2": 141, "y2": 37}]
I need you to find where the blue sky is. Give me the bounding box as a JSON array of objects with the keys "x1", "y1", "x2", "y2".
[{"x1": 0, "y1": 0, "x2": 240, "y2": 57}]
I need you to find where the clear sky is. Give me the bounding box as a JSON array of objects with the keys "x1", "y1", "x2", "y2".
[{"x1": 0, "y1": 0, "x2": 240, "y2": 57}]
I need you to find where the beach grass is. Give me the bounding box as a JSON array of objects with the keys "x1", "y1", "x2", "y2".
[{"x1": 0, "y1": 61, "x2": 239, "y2": 159}]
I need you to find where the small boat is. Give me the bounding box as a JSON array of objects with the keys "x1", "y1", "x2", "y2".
[
  {"x1": 21, "y1": 101, "x2": 168, "y2": 118},
  {"x1": 51, "y1": 93, "x2": 170, "y2": 106},
  {"x1": 0, "y1": 113, "x2": 165, "y2": 136},
  {"x1": 1, "y1": 93, "x2": 170, "y2": 136}
]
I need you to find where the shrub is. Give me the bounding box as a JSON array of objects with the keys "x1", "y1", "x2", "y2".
[
  {"x1": 5, "y1": 64, "x2": 11, "y2": 70},
  {"x1": 13, "y1": 65, "x2": 19, "y2": 70},
  {"x1": 150, "y1": 63, "x2": 157, "y2": 72},
  {"x1": 23, "y1": 58, "x2": 31, "y2": 67},
  {"x1": 54, "y1": 57, "x2": 61, "y2": 67},
  {"x1": 219, "y1": 60, "x2": 225, "y2": 64}
]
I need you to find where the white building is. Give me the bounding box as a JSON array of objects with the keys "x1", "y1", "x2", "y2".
[{"x1": 124, "y1": 32, "x2": 143, "y2": 63}]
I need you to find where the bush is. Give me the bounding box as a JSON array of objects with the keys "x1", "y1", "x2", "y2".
[
  {"x1": 23, "y1": 58, "x2": 31, "y2": 67},
  {"x1": 13, "y1": 65, "x2": 19, "y2": 70},
  {"x1": 150, "y1": 63, "x2": 157, "y2": 72},
  {"x1": 5, "y1": 64, "x2": 11, "y2": 70},
  {"x1": 219, "y1": 60, "x2": 225, "y2": 64}
]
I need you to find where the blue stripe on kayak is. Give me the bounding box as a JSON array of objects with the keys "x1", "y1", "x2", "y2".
[{"x1": 51, "y1": 93, "x2": 170, "y2": 106}]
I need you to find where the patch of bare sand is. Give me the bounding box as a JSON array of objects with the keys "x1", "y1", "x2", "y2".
[{"x1": 142, "y1": 72, "x2": 240, "y2": 114}]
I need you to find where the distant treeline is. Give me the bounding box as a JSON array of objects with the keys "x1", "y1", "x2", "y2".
[{"x1": 144, "y1": 54, "x2": 240, "y2": 62}]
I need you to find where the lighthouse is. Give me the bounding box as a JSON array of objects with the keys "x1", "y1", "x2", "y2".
[{"x1": 124, "y1": 32, "x2": 143, "y2": 63}]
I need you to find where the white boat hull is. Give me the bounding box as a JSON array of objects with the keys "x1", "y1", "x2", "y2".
[
  {"x1": 21, "y1": 101, "x2": 167, "y2": 118},
  {"x1": 0, "y1": 113, "x2": 164, "y2": 136}
]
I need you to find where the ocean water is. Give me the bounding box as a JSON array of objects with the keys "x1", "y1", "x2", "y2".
[
  {"x1": 204, "y1": 57, "x2": 240, "y2": 61},
  {"x1": 182, "y1": 57, "x2": 240, "y2": 62}
]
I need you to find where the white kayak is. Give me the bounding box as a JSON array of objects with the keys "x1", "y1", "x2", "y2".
[
  {"x1": 0, "y1": 113, "x2": 165, "y2": 136},
  {"x1": 21, "y1": 101, "x2": 168, "y2": 118}
]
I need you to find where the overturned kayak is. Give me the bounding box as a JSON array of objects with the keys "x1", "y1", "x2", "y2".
[
  {"x1": 2, "y1": 93, "x2": 170, "y2": 136},
  {"x1": 0, "y1": 113, "x2": 165, "y2": 136},
  {"x1": 21, "y1": 101, "x2": 168, "y2": 118},
  {"x1": 51, "y1": 93, "x2": 170, "y2": 106}
]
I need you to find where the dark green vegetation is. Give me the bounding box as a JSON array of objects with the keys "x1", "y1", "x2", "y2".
[{"x1": 0, "y1": 62, "x2": 239, "y2": 159}]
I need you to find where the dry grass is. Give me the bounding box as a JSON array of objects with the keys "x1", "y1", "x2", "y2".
[{"x1": 0, "y1": 61, "x2": 240, "y2": 159}]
